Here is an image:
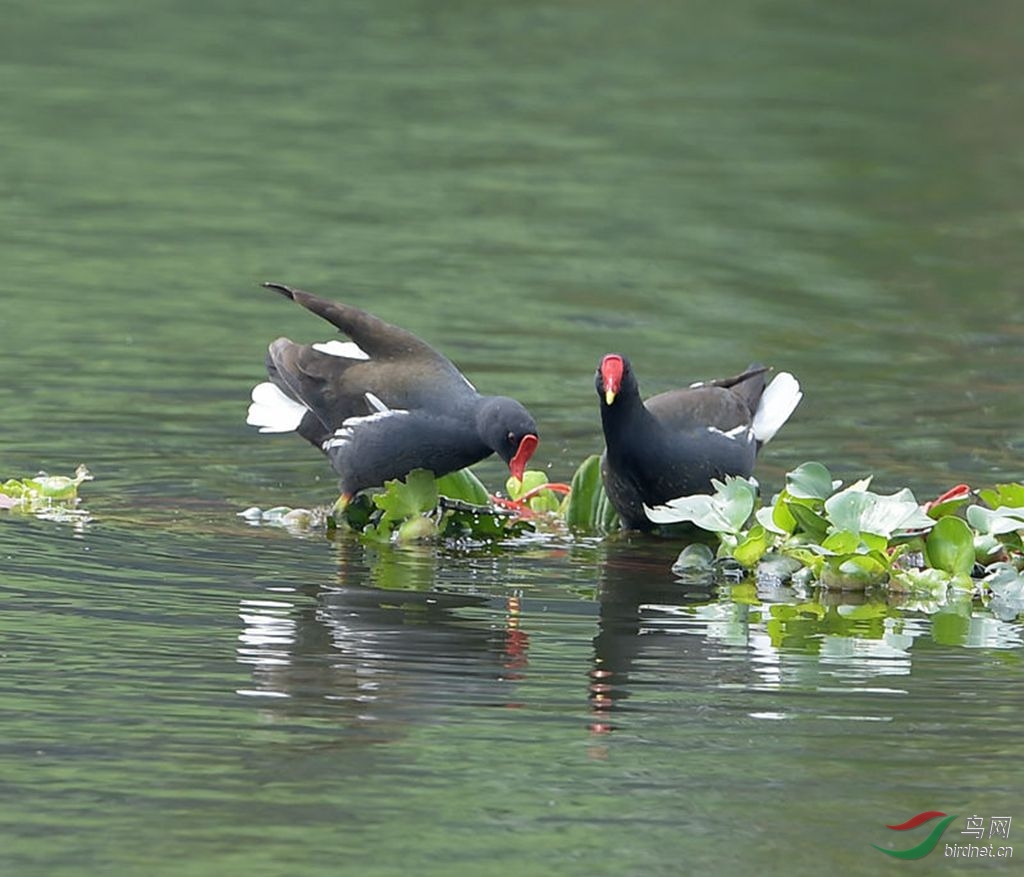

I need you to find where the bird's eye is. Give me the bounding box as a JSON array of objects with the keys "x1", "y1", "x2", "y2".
[{"x1": 507, "y1": 431, "x2": 516, "y2": 445}]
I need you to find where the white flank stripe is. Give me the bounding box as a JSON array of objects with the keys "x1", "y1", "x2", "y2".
[
  {"x1": 312, "y1": 340, "x2": 370, "y2": 360},
  {"x1": 751, "y1": 372, "x2": 802, "y2": 443},
  {"x1": 322, "y1": 408, "x2": 410, "y2": 451},
  {"x1": 707, "y1": 424, "x2": 751, "y2": 441},
  {"x1": 247, "y1": 382, "x2": 308, "y2": 433},
  {"x1": 364, "y1": 391, "x2": 389, "y2": 413}
]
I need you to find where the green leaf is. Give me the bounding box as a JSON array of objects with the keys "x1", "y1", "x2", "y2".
[
  {"x1": 787, "y1": 500, "x2": 829, "y2": 541},
  {"x1": 565, "y1": 455, "x2": 618, "y2": 532},
  {"x1": 714, "y1": 477, "x2": 757, "y2": 532},
  {"x1": 371, "y1": 469, "x2": 438, "y2": 525},
  {"x1": 825, "y1": 487, "x2": 933, "y2": 539},
  {"x1": 978, "y1": 483, "x2": 1024, "y2": 509},
  {"x1": 925, "y1": 515, "x2": 976, "y2": 576},
  {"x1": 820, "y1": 529, "x2": 860, "y2": 555},
  {"x1": 644, "y1": 476, "x2": 755, "y2": 535},
  {"x1": 769, "y1": 491, "x2": 798, "y2": 534},
  {"x1": 824, "y1": 489, "x2": 873, "y2": 534},
  {"x1": 435, "y1": 468, "x2": 490, "y2": 505},
  {"x1": 733, "y1": 524, "x2": 769, "y2": 568},
  {"x1": 889, "y1": 567, "x2": 953, "y2": 597},
  {"x1": 596, "y1": 487, "x2": 620, "y2": 532},
  {"x1": 786, "y1": 462, "x2": 836, "y2": 500},
  {"x1": 820, "y1": 554, "x2": 888, "y2": 591},
  {"x1": 506, "y1": 469, "x2": 549, "y2": 501},
  {"x1": 967, "y1": 504, "x2": 1024, "y2": 536}
]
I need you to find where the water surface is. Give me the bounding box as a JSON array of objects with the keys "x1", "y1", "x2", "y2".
[{"x1": 2, "y1": 1, "x2": 1023, "y2": 875}]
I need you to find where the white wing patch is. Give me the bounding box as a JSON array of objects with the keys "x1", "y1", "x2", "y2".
[
  {"x1": 322, "y1": 408, "x2": 411, "y2": 451},
  {"x1": 247, "y1": 382, "x2": 309, "y2": 433},
  {"x1": 752, "y1": 372, "x2": 802, "y2": 444},
  {"x1": 312, "y1": 339, "x2": 370, "y2": 360}
]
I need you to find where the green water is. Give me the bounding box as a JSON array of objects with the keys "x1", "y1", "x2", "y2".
[{"x1": 2, "y1": 1, "x2": 1023, "y2": 875}]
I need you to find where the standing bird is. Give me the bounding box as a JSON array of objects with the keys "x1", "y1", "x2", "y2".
[
  {"x1": 247, "y1": 283, "x2": 539, "y2": 505},
  {"x1": 596, "y1": 353, "x2": 802, "y2": 530}
]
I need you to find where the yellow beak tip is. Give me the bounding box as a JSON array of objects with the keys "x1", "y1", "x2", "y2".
[{"x1": 604, "y1": 390, "x2": 617, "y2": 406}]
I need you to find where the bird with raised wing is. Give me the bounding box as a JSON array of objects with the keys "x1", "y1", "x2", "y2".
[{"x1": 247, "y1": 283, "x2": 539, "y2": 506}]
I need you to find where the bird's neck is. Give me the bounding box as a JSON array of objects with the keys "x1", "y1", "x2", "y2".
[{"x1": 601, "y1": 395, "x2": 664, "y2": 466}]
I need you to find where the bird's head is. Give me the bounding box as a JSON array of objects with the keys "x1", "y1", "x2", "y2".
[{"x1": 477, "y1": 397, "x2": 539, "y2": 481}]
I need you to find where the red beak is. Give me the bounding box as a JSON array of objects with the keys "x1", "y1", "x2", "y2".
[
  {"x1": 600, "y1": 354, "x2": 624, "y2": 405},
  {"x1": 509, "y1": 434, "x2": 539, "y2": 481}
]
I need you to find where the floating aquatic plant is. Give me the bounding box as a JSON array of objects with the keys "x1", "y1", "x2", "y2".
[
  {"x1": 0, "y1": 465, "x2": 93, "y2": 519},
  {"x1": 239, "y1": 454, "x2": 1024, "y2": 614},
  {"x1": 649, "y1": 462, "x2": 1024, "y2": 599}
]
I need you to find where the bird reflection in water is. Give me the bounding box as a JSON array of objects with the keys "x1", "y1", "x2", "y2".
[{"x1": 236, "y1": 547, "x2": 532, "y2": 741}]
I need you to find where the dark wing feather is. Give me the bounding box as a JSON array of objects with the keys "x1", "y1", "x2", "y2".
[{"x1": 263, "y1": 282, "x2": 448, "y2": 363}]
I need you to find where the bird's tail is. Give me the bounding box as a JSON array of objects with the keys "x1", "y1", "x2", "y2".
[{"x1": 751, "y1": 372, "x2": 802, "y2": 445}]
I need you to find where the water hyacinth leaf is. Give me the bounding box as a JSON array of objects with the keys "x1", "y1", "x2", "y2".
[
  {"x1": 977, "y1": 483, "x2": 1024, "y2": 510},
  {"x1": 973, "y1": 532, "x2": 1003, "y2": 563},
  {"x1": 733, "y1": 523, "x2": 769, "y2": 568},
  {"x1": 861, "y1": 532, "x2": 890, "y2": 554},
  {"x1": 564, "y1": 454, "x2": 607, "y2": 532},
  {"x1": 983, "y1": 562, "x2": 1024, "y2": 596},
  {"x1": 966, "y1": 504, "x2": 1024, "y2": 536},
  {"x1": 785, "y1": 461, "x2": 836, "y2": 500},
  {"x1": 983, "y1": 563, "x2": 1024, "y2": 619},
  {"x1": 435, "y1": 468, "x2": 490, "y2": 505},
  {"x1": 889, "y1": 567, "x2": 953, "y2": 597},
  {"x1": 645, "y1": 493, "x2": 718, "y2": 529},
  {"x1": 787, "y1": 501, "x2": 829, "y2": 541},
  {"x1": 646, "y1": 476, "x2": 755, "y2": 534},
  {"x1": 825, "y1": 487, "x2": 933, "y2": 538},
  {"x1": 772, "y1": 492, "x2": 799, "y2": 534},
  {"x1": 926, "y1": 515, "x2": 976, "y2": 576},
  {"x1": 1, "y1": 465, "x2": 93, "y2": 514},
  {"x1": 36, "y1": 475, "x2": 82, "y2": 500},
  {"x1": 506, "y1": 469, "x2": 549, "y2": 502},
  {"x1": 754, "y1": 502, "x2": 790, "y2": 535},
  {"x1": 712, "y1": 476, "x2": 757, "y2": 532},
  {"x1": 510, "y1": 477, "x2": 568, "y2": 514},
  {"x1": 860, "y1": 488, "x2": 933, "y2": 536},
  {"x1": 824, "y1": 489, "x2": 874, "y2": 534},
  {"x1": 596, "y1": 488, "x2": 620, "y2": 533},
  {"x1": 820, "y1": 554, "x2": 888, "y2": 590},
  {"x1": 1, "y1": 479, "x2": 28, "y2": 499},
  {"x1": 820, "y1": 529, "x2": 860, "y2": 555}
]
